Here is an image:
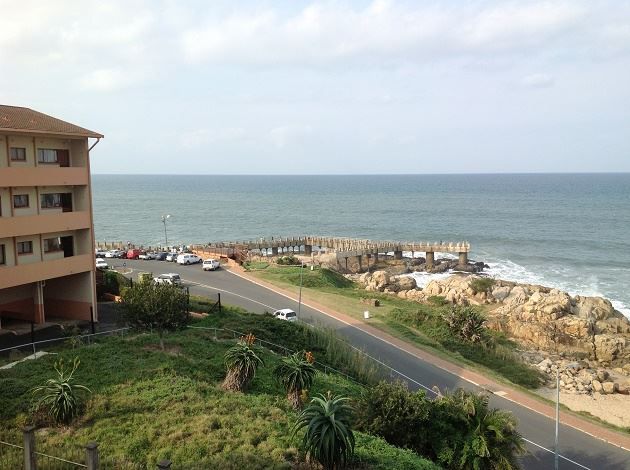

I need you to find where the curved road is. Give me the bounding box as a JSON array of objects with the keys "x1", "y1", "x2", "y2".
[{"x1": 117, "y1": 259, "x2": 630, "y2": 470}]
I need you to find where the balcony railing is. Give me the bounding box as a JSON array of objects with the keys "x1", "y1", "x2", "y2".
[
  {"x1": 0, "y1": 166, "x2": 88, "y2": 187},
  {"x1": 0, "y1": 211, "x2": 91, "y2": 239},
  {"x1": 0, "y1": 254, "x2": 93, "y2": 290}
]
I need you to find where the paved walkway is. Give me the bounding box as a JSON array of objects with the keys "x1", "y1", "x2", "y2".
[{"x1": 229, "y1": 262, "x2": 630, "y2": 451}]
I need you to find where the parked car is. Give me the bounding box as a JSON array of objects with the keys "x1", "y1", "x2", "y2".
[
  {"x1": 166, "y1": 252, "x2": 179, "y2": 262},
  {"x1": 202, "y1": 259, "x2": 221, "y2": 271},
  {"x1": 126, "y1": 249, "x2": 142, "y2": 260},
  {"x1": 95, "y1": 258, "x2": 109, "y2": 269},
  {"x1": 105, "y1": 249, "x2": 123, "y2": 258},
  {"x1": 153, "y1": 273, "x2": 182, "y2": 285},
  {"x1": 154, "y1": 252, "x2": 167, "y2": 261},
  {"x1": 139, "y1": 252, "x2": 157, "y2": 260},
  {"x1": 177, "y1": 253, "x2": 202, "y2": 265},
  {"x1": 95, "y1": 249, "x2": 107, "y2": 257},
  {"x1": 273, "y1": 308, "x2": 297, "y2": 322}
]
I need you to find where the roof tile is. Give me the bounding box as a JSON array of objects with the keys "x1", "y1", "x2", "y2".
[{"x1": 0, "y1": 105, "x2": 103, "y2": 138}]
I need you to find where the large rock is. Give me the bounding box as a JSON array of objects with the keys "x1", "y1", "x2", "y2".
[
  {"x1": 601, "y1": 381, "x2": 617, "y2": 394},
  {"x1": 572, "y1": 296, "x2": 616, "y2": 320}
]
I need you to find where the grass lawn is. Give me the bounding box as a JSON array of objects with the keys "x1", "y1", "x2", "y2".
[
  {"x1": 243, "y1": 265, "x2": 544, "y2": 390},
  {"x1": 0, "y1": 309, "x2": 439, "y2": 469}
]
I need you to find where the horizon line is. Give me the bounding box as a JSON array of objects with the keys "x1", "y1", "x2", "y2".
[{"x1": 92, "y1": 171, "x2": 630, "y2": 176}]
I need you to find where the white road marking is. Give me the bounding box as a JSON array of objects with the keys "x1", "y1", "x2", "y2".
[{"x1": 185, "y1": 280, "x2": 278, "y2": 311}]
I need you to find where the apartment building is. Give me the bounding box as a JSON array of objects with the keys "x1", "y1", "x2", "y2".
[{"x1": 0, "y1": 105, "x2": 103, "y2": 326}]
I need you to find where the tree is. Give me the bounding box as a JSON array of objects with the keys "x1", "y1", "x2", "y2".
[
  {"x1": 442, "y1": 306, "x2": 488, "y2": 344},
  {"x1": 435, "y1": 389, "x2": 525, "y2": 470},
  {"x1": 293, "y1": 392, "x2": 355, "y2": 470},
  {"x1": 119, "y1": 282, "x2": 189, "y2": 350},
  {"x1": 30, "y1": 357, "x2": 91, "y2": 425},
  {"x1": 274, "y1": 351, "x2": 317, "y2": 409},
  {"x1": 222, "y1": 333, "x2": 264, "y2": 392}
]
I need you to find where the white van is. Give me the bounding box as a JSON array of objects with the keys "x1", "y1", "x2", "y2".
[
  {"x1": 202, "y1": 259, "x2": 221, "y2": 271},
  {"x1": 177, "y1": 253, "x2": 202, "y2": 265}
]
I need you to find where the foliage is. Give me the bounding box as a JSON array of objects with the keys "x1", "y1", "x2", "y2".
[
  {"x1": 119, "y1": 282, "x2": 190, "y2": 350},
  {"x1": 355, "y1": 381, "x2": 431, "y2": 454},
  {"x1": 433, "y1": 389, "x2": 525, "y2": 470},
  {"x1": 258, "y1": 266, "x2": 355, "y2": 289},
  {"x1": 274, "y1": 351, "x2": 317, "y2": 409},
  {"x1": 428, "y1": 295, "x2": 449, "y2": 306},
  {"x1": 353, "y1": 432, "x2": 441, "y2": 470},
  {"x1": 276, "y1": 255, "x2": 300, "y2": 265},
  {"x1": 30, "y1": 357, "x2": 91, "y2": 425},
  {"x1": 102, "y1": 270, "x2": 132, "y2": 296},
  {"x1": 293, "y1": 392, "x2": 355, "y2": 470},
  {"x1": 442, "y1": 306, "x2": 489, "y2": 344},
  {"x1": 469, "y1": 278, "x2": 496, "y2": 295},
  {"x1": 196, "y1": 307, "x2": 380, "y2": 385},
  {"x1": 222, "y1": 335, "x2": 265, "y2": 392}
]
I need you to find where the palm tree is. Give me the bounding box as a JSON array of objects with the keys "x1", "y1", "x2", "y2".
[
  {"x1": 440, "y1": 389, "x2": 525, "y2": 470},
  {"x1": 222, "y1": 334, "x2": 264, "y2": 392},
  {"x1": 274, "y1": 351, "x2": 317, "y2": 409},
  {"x1": 293, "y1": 392, "x2": 355, "y2": 470},
  {"x1": 30, "y1": 357, "x2": 91, "y2": 425}
]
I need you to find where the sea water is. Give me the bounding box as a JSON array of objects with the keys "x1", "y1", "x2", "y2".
[{"x1": 92, "y1": 174, "x2": 630, "y2": 318}]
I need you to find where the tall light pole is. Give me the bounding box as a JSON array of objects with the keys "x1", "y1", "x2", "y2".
[
  {"x1": 298, "y1": 260, "x2": 304, "y2": 318},
  {"x1": 161, "y1": 214, "x2": 171, "y2": 247},
  {"x1": 555, "y1": 368, "x2": 560, "y2": 470}
]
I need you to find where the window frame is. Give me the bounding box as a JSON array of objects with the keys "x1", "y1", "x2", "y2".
[
  {"x1": 13, "y1": 194, "x2": 30, "y2": 208},
  {"x1": 0, "y1": 244, "x2": 5, "y2": 265},
  {"x1": 37, "y1": 148, "x2": 59, "y2": 164},
  {"x1": 41, "y1": 193, "x2": 62, "y2": 209},
  {"x1": 43, "y1": 237, "x2": 62, "y2": 253},
  {"x1": 9, "y1": 147, "x2": 27, "y2": 162},
  {"x1": 17, "y1": 240, "x2": 33, "y2": 255}
]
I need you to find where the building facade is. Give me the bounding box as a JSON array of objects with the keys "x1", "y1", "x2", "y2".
[{"x1": 0, "y1": 105, "x2": 103, "y2": 327}]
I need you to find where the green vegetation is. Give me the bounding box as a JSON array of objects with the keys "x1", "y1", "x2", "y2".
[
  {"x1": 30, "y1": 357, "x2": 91, "y2": 425},
  {"x1": 294, "y1": 392, "x2": 355, "y2": 470},
  {"x1": 276, "y1": 255, "x2": 300, "y2": 265},
  {"x1": 469, "y1": 277, "x2": 496, "y2": 294},
  {"x1": 100, "y1": 270, "x2": 132, "y2": 296},
  {"x1": 119, "y1": 282, "x2": 190, "y2": 350},
  {"x1": 274, "y1": 351, "x2": 317, "y2": 409},
  {"x1": 243, "y1": 260, "x2": 270, "y2": 271},
  {"x1": 442, "y1": 306, "x2": 489, "y2": 344},
  {"x1": 356, "y1": 382, "x2": 525, "y2": 470},
  {"x1": 222, "y1": 334, "x2": 265, "y2": 392},
  {"x1": 247, "y1": 266, "x2": 543, "y2": 389}
]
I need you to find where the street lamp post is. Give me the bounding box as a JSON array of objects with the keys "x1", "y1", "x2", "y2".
[
  {"x1": 161, "y1": 214, "x2": 171, "y2": 247},
  {"x1": 298, "y1": 260, "x2": 304, "y2": 318}
]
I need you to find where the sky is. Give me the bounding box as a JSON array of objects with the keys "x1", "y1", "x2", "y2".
[{"x1": 1, "y1": 0, "x2": 629, "y2": 174}]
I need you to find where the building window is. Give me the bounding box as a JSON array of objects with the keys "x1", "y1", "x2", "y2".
[
  {"x1": 0, "y1": 244, "x2": 5, "y2": 264},
  {"x1": 41, "y1": 193, "x2": 62, "y2": 209},
  {"x1": 13, "y1": 194, "x2": 29, "y2": 208},
  {"x1": 37, "y1": 149, "x2": 58, "y2": 163},
  {"x1": 43, "y1": 237, "x2": 62, "y2": 253},
  {"x1": 10, "y1": 147, "x2": 26, "y2": 161},
  {"x1": 17, "y1": 241, "x2": 33, "y2": 255}
]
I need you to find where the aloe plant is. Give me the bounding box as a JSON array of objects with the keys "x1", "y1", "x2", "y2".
[
  {"x1": 30, "y1": 357, "x2": 91, "y2": 425},
  {"x1": 274, "y1": 351, "x2": 317, "y2": 409},
  {"x1": 222, "y1": 334, "x2": 264, "y2": 392}
]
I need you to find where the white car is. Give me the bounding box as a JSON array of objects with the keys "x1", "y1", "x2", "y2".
[
  {"x1": 138, "y1": 252, "x2": 157, "y2": 260},
  {"x1": 177, "y1": 253, "x2": 202, "y2": 265},
  {"x1": 273, "y1": 309, "x2": 298, "y2": 322},
  {"x1": 202, "y1": 259, "x2": 221, "y2": 271},
  {"x1": 95, "y1": 249, "x2": 107, "y2": 257},
  {"x1": 105, "y1": 249, "x2": 122, "y2": 258},
  {"x1": 153, "y1": 273, "x2": 182, "y2": 285},
  {"x1": 95, "y1": 258, "x2": 109, "y2": 269},
  {"x1": 166, "y1": 252, "x2": 179, "y2": 262}
]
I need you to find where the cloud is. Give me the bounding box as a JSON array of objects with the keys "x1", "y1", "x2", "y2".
[
  {"x1": 79, "y1": 68, "x2": 140, "y2": 92},
  {"x1": 180, "y1": 128, "x2": 246, "y2": 149},
  {"x1": 181, "y1": 1, "x2": 589, "y2": 65},
  {"x1": 269, "y1": 125, "x2": 313, "y2": 149},
  {"x1": 521, "y1": 73, "x2": 555, "y2": 88}
]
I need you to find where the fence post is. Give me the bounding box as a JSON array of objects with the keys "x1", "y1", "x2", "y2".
[
  {"x1": 31, "y1": 323, "x2": 36, "y2": 356},
  {"x1": 217, "y1": 292, "x2": 221, "y2": 313},
  {"x1": 90, "y1": 307, "x2": 96, "y2": 335},
  {"x1": 85, "y1": 442, "x2": 99, "y2": 470},
  {"x1": 23, "y1": 426, "x2": 37, "y2": 470},
  {"x1": 157, "y1": 459, "x2": 172, "y2": 469}
]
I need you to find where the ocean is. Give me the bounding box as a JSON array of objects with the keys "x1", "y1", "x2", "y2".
[{"x1": 92, "y1": 174, "x2": 630, "y2": 318}]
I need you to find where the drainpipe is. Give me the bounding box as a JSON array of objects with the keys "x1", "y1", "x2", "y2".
[{"x1": 88, "y1": 137, "x2": 101, "y2": 152}]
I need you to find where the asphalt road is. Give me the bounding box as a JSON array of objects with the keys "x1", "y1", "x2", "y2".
[{"x1": 116, "y1": 259, "x2": 630, "y2": 470}]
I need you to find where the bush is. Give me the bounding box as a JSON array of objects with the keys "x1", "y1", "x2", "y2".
[
  {"x1": 469, "y1": 277, "x2": 495, "y2": 294},
  {"x1": 353, "y1": 432, "x2": 440, "y2": 470},
  {"x1": 427, "y1": 295, "x2": 449, "y2": 306},
  {"x1": 30, "y1": 357, "x2": 90, "y2": 425},
  {"x1": 441, "y1": 306, "x2": 488, "y2": 344},
  {"x1": 276, "y1": 255, "x2": 300, "y2": 265},
  {"x1": 274, "y1": 351, "x2": 317, "y2": 409},
  {"x1": 222, "y1": 334, "x2": 264, "y2": 392}
]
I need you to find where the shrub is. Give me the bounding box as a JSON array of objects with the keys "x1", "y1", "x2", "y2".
[
  {"x1": 30, "y1": 357, "x2": 91, "y2": 425},
  {"x1": 469, "y1": 277, "x2": 495, "y2": 294},
  {"x1": 103, "y1": 270, "x2": 132, "y2": 296},
  {"x1": 274, "y1": 351, "x2": 317, "y2": 409},
  {"x1": 293, "y1": 392, "x2": 355, "y2": 469},
  {"x1": 442, "y1": 306, "x2": 488, "y2": 344},
  {"x1": 119, "y1": 282, "x2": 190, "y2": 350},
  {"x1": 427, "y1": 295, "x2": 449, "y2": 306},
  {"x1": 355, "y1": 381, "x2": 431, "y2": 454},
  {"x1": 222, "y1": 334, "x2": 264, "y2": 392},
  {"x1": 276, "y1": 255, "x2": 300, "y2": 265}
]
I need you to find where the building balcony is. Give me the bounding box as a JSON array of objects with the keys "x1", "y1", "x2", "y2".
[
  {"x1": 0, "y1": 166, "x2": 88, "y2": 187},
  {"x1": 0, "y1": 211, "x2": 91, "y2": 238},
  {"x1": 0, "y1": 253, "x2": 93, "y2": 290}
]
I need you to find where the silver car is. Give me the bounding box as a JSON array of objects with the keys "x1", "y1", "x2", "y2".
[{"x1": 153, "y1": 273, "x2": 182, "y2": 285}]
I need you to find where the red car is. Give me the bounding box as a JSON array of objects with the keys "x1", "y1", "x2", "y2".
[{"x1": 126, "y1": 249, "x2": 142, "y2": 260}]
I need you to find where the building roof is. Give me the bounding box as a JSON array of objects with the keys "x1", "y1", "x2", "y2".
[{"x1": 0, "y1": 105, "x2": 103, "y2": 138}]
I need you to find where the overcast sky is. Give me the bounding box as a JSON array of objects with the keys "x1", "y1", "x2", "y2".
[{"x1": 1, "y1": 0, "x2": 629, "y2": 174}]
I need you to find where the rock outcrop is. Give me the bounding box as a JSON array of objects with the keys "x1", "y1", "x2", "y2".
[{"x1": 356, "y1": 273, "x2": 630, "y2": 363}]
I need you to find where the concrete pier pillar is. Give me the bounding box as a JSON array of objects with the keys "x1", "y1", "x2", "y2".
[
  {"x1": 366, "y1": 254, "x2": 371, "y2": 272},
  {"x1": 357, "y1": 255, "x2": 363, "y2": 272},
  {"x1": 373, "y1": 253, "x2": 378, "y2": 263},
  {"x1": 304, "y1": 244, "x2": 312, "y2": 256},
  {"x1": 344, "y1": 257, "x2": 349, "y2": 270},
  {"x1": 426, "y1": 251, "x2": 435, "y2": 269},
  {"x1": 459, "y1": 251, "x2": 468, "y2": 265},
  {"x1": 272, "y1": 247, "x2": 278, "y2": 256},
  {"x1": 394, "y1": 250, "x2": 403, "y2": 260}
]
